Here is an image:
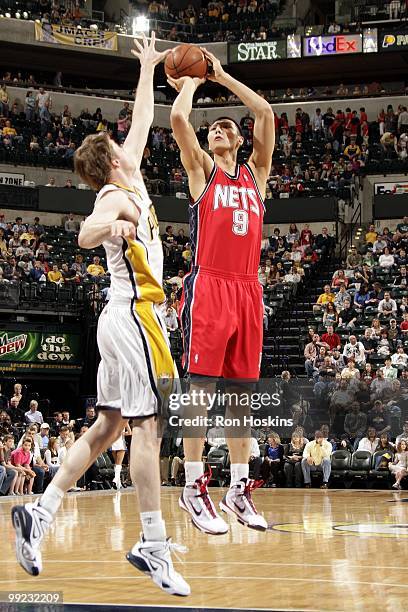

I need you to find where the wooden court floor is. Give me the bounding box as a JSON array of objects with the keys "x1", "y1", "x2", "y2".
[{"x1": 1, "y1": 487, "x2": 408, "y2": 611}]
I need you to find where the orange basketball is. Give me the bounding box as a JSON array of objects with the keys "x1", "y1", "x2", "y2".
[{"x1": 165, "y1": 44, "x2": 208, "y2": 79}]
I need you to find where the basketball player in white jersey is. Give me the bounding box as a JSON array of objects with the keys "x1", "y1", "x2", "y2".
[{"x1": 11, "y1": 33, "x2": 190, "y2": 597}]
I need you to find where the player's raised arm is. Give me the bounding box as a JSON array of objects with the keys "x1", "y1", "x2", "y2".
[
  {"x1": 202, "y1": 48, "x2": 275, "y2": 194},
  {"x1": 169, "y1": 76, "x2": 214, "y2": 195},
  {"x1": 78, "y1": 191, "x2": 138, "y2": 249},
  {"x1": 123, "y1": 32, "x2": 170, "y2": 169}
]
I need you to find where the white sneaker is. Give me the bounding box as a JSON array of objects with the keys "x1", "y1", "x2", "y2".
[
  {"x1": 179, "y1": 472, "x2": 229, "y2": 535},
  {"x1": 219, "y1": 478, "x2": 268, "y2": 531},
  {"x1": 11, "y1": 500, "x2": 53, "y2": 576},
  {"x1": 126, "y1": 534, "x2": 191, "y2": 596}
]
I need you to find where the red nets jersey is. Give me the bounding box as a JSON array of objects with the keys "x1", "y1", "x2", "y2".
[{"x1": 189, "y1": 162, "x2": 264, "y2": 276}]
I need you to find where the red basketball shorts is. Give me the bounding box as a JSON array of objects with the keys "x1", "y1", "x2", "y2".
[{"x1": 179, "y1": 266, "x2": 263, "y2": 380}]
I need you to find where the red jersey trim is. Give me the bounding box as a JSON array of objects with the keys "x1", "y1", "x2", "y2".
[
  {"x1": 243, "y1": 162, "x2": 266, "y2": 212},
  {"x1": 189, "y1": 163, "x2": 216, "y2": 208}
]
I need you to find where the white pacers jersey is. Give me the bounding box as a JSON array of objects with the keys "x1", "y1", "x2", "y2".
[
  {"x1": 96, "y1": 173, "x2": 165, "y2": 304},
  {"x1": 94, "y1": 173, "x2": 177, "y2": 418}
]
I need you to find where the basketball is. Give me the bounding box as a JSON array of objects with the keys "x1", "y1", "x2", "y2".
[{"x1": 164, "y1": 44, "x2": 208, "y2": 79}]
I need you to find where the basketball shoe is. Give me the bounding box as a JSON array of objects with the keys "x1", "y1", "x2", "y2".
[
  {"x1": 179, "y1": 471, "x2": 229, "y2": 535},
  {"x1": 126, "y1": 534, "x2": 191, "y2": 596},
  {"x1": 219, "y1": 478, "x2": 268, "y2": 531},
  {"x1": 11, "y1": 500, "x2": 53, "y2": 576}
]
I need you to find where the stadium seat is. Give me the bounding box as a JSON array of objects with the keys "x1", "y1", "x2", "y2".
[
  {"x1": 349, "y1": 451, "x2": 372, "y2": 485},
  {"x1": 330, "y1": 450, "x2": 351, "y2": 486},
  {"x1": 369, "y1": 451, "x2": 394, "y2": 487},
  {"x1": 205, "y1": 447, "x2": 230, "y2": 487}
]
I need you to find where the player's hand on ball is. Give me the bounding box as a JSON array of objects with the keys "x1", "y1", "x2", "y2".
[
  {"x1": 131, "y1": 31, "x2": 170, "y2": 67},
  {"x1": 111, "y1": 220, "x2": 136, "y2": 240},
  {"x1": 167, "y1": 75, "x2": 206, "y2": 92},
  {"x1": 200, "y1": 48, "x2": 225, "y2": 82}
]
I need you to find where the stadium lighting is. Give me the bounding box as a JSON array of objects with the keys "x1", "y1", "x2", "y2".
[
  {"x1": 23, "y1": 11, "x2": 28, "y2": 19},
  {"x1": 133, "y1": 15, "x2": 149, "y2": 36},
  {"x1": 15, "y1": 11, "x2": 20, "y2": 18},
  {"x1": 5, "y1": 12, "x2": 11, "y2": 18}
]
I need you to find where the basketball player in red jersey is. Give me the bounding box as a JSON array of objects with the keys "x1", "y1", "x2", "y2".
[{"x1": 169, "y1": 49, "x2": 275, "y2": 534}]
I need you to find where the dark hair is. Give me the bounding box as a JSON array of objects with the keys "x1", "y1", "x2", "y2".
[{"x1": 211, "y1": 116, "x2": 243, "y2": 136}]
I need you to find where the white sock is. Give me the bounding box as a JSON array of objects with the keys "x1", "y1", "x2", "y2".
[
  {"x1": 114, "y1": 465, "x2": 122, "y2": 481},
  {"x1": 138, "y1": 510, "x2": 166, "y2": 542},
  {"x1": 39, "y1": 483, "x2": 64, "y2": 516},
  {"x1": 185, "y1": 461, "x2": 203, "y2": 485},
  {"x1": 230, "y1": 463, "x2": 249, "y2": 486}
]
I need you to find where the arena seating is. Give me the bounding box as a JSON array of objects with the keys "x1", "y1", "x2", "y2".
[{"x1": 2, "y1": 89, "x2": 408, "y2": 198}]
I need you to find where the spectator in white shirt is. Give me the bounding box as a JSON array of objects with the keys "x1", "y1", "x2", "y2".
[
  {"x1": 396, "y1": 421, "x2": 408, "y2": 446},
  {"x1": 164, "y1": 306, "x2": 179, "y2": 331},
  {"x1": 39, "y1": 423, "x2": 50, "y2": 449},
  {"x1": 258, "y1": 264, "x2": 268, "y2": 286},
  {"x1": 36, "y1": 87, "x2": 51, "y2": 116},
  {"x1": 44, "y1": 437, "x2": 60, "y2": 477},
  {"x1": 284, "y1": 266, "x2": 301, "y2": 284},
  {"x1": 378, "y1": 292, "x2": 397, "y2": 318},
  {"x1": 311, "y1": 108, "x2": 323, "y2": 132},
  {"x1": 398, "y1": 106, "x2": 408, "y2": 132},
  {"x1": 64, "y1": 213, "x2": 80, "y2": 233},
  {"x1": 392, "y1": 346, "x2": 408, "y2": 367},
  {"x1": 343, "y1": 336, "x2": 366, "y2": 366},
  {"x1": 165, "y1": 270, "x2": 184, "y2": 289},
  {"x1": 25, "y1": 400, "x2": 43, "y2": 425},
  {"x1": 358, "y1": 427, "x2": 379, "y2": 453},
  {"x1": 378, "y1": 247, "x2": 395, "y2": 270},
  {"x1": 381, "y1": 358, "x2": 398, "y2": 380}
]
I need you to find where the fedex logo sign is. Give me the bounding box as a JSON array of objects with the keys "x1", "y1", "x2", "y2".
[{"x1": 304, "y1": 35, "x2": 362, "y2": 56}]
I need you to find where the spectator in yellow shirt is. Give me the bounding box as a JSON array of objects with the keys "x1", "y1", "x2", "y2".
[
  {"x1": 301, "y1": 431, "x2": 332, "y2": 488},
  {"x1": 47, "y1": 264, "x2": 63, "y2": 285},
  {"x1": 182, "y1": 244, "x2": 191, "y2": 267},
  {"x1": 87, "y1": 256, "x2": 106, "y2": 279},
  {"x1": 344, "y1": 142, "x2": 361, "y2": 159},
  {"x1": 365, "y1": 224, "x2": 377, "y2": 245},
  {"x1": 20, "y1": 227, "x2": 36, "y2": 244},
  {"x1": 2, "y1": 121, "x2": 17, "y2": 137},
  {"x1": 313, "y1": 284, "x2": 335, "y2": 314}
]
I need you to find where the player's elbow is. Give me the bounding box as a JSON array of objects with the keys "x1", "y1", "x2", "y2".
[
  {"x1": 78, "y1": 231, "x2": 92, "y2": 249},
  {"x1": 259, "y1": 103, "x2": 274, "y2": 120},
  {"x1": 170, "y1": 110, "x2": 188, "y2": 130}
]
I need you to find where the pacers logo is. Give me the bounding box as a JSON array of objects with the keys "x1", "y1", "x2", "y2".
[{"x1": 382, "y1": 34, "x2": 396, "y2": 48}]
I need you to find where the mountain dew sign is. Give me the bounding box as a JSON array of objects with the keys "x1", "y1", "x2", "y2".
[{"x1": 0, "y1": 331, "x2": 82, "y2": 372}]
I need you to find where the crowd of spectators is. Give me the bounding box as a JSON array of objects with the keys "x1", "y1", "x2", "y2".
[
  {"x1": 2, "y1": 0, "x2": 407, "y2": 46},
  {"x1": 0, "y1": 382, "x2": 105, "y2": 496},
  {"x1": 2, "y1": 65, "x2": 406, "y2": 105},
  {"x1": 3, "y1": 83, "x2": 407, "y2": 198},
  {"x1": 296, "y1": 218, "x2": 408, "y2": 478},
  {"x1": 1, "y1": 215, "x2": 408, "y2": 492},
  {"x1": 0, "y1": 212, "x2": 113, "y2": 288}
]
